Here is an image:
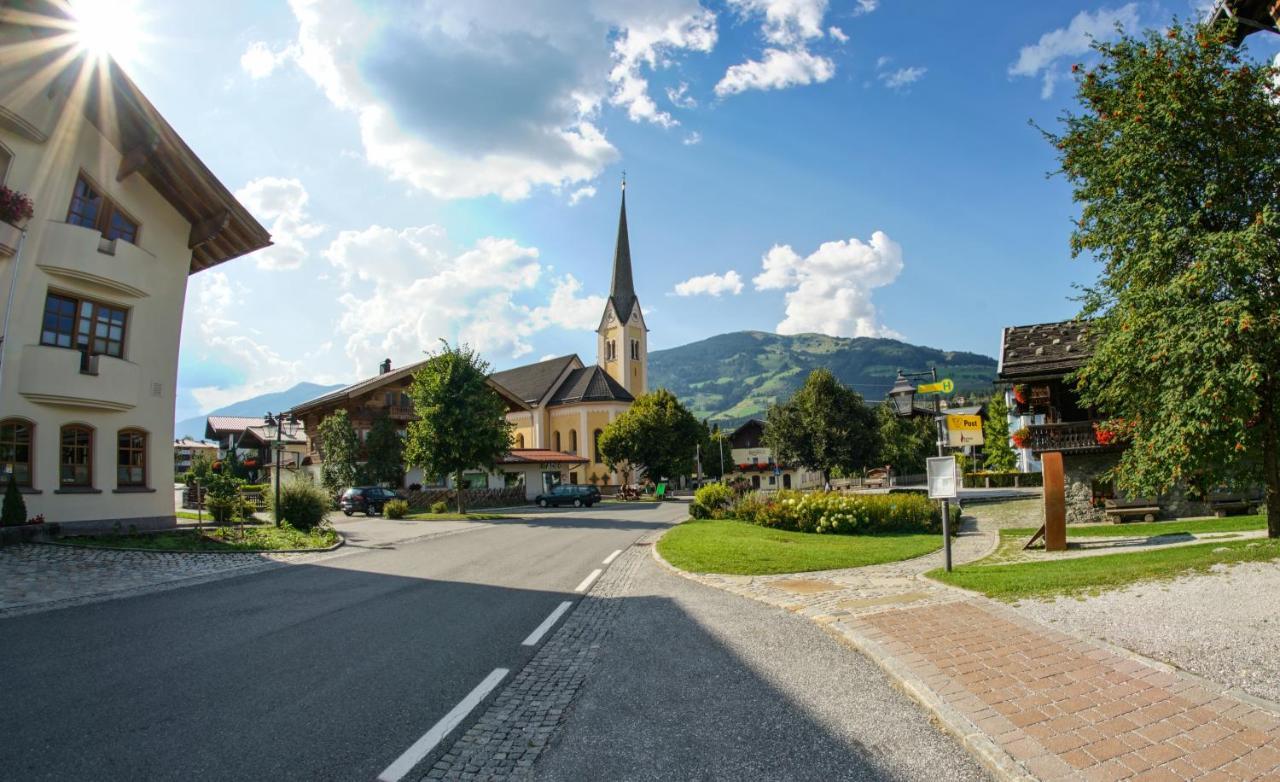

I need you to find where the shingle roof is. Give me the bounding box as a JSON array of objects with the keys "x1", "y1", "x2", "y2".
[
  {"x1": 609, "y1": 187, "x2": 639, "y2": 323},
  {"x1": 291, "y1": 359, "x2": 429, "y2": 414},
  {"x1": 499, "y1": 449, "x2": 588, "y2": 465},
  {"x1": 205, "y1": 416, "x2": 264, "y2": 436},
  {"x1": 547, "y1": 366, "x2": 634, "y2": 406},
  {"x1": 1211, "y1": 0, "x2": 1277, "y2": 43},
  {"x1": 491, "y1": 355, "x2": 580, "y2": 405},
  {"x1": 998, "y1": 320, "x2": 1093, "y2": 381}
]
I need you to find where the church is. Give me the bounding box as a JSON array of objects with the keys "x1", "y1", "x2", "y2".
[{"x1": 489, "y1": 183, "x2": 648, "y2": 488}]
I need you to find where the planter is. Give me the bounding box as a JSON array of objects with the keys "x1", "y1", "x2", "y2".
[
  {"x1": 0, "y1": 521, "x2": 57, "y2": 546},
  {"x1": 0, "y1": 220, "x2": 21, "y2": 257}
]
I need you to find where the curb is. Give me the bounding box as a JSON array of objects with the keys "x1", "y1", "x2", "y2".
[{"x1": 38, "y1": 530, "x2": 347, "y2": 555}]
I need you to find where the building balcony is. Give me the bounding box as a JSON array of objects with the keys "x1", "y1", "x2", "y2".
[
  {"x1": 35, "y1": 220, "x2": 156, "y2": 298},
  {"x1": 1027, "y1": 421, "x2": 1120, "y2": 455},
  {"x1": 17, "y1": 345, "x2": 139, "y2": 411}
]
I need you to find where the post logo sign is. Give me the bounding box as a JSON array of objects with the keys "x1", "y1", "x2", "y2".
[{"x1": 945, "y1": 414, "x2": 984, "y2": 447}]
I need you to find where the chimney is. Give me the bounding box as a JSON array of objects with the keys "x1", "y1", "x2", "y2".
[{"x1": 379, "y1": 358, "x2": 391, "y2": 375}]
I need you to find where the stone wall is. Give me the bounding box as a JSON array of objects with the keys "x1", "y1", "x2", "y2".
[{"x1": 1062, "y1": 451, "x2": 1213, "y2": 523}]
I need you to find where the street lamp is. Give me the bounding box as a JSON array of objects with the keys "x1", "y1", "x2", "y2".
[
  {"x1": 888, "y1": 367, "x2": 954, "y2": 572},
  {"x1": 264, "y1": 411, "x2": 298, "y2": 526}
]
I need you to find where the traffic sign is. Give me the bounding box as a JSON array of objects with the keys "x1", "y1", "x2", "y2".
[{"x1": 917, "y1": 378, "x2": 954, "y2": 394}]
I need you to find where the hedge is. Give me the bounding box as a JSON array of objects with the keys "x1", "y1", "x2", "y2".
[{"x1": 722, "y1": 490, "x2": 956, "y2": 536}]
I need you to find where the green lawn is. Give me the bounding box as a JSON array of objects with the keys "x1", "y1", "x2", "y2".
[
  {"x1": 658, "y1": 519, "x2": 942, "y2": 576},
  {"x1": 403, "y1": 512, "x2": 511, "y2": 521},
  {"x1": 1005, "y1": 514, "x2": 1267, "y2": 540},
  {"x1": 60, "y1": 524, "x2": 340, "y2": 552},
  {"x1": 928, "y1": 538, "x2": 1280, "y2": 601}
]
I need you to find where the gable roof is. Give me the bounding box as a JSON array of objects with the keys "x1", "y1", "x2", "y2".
[
  {"x1": 205, "y1": 416, "x2": 264, "y2": 439},
  {"x1": 998, "y1": 320, "x2": 1093, "y2": 381},
  {"x1": 238, "y1": 423, "x2": 307, "y2": 447},
  {"x1": 291, "y1": 359, "x2": 429, "y2": 415},
  {"x1": 547, "y1": 366, "x2": 634, "y2": 406},
  {"x1": 498, "y1": 449, "x2": 588, "y2": 465},
  {"x1": 490, "y1": 355, "x2": 580, "y2": 405},
  {"x1": 1211, "y1": 0, "x2": 1277, "y2": 43},
  {"x1": 609, "y1": 186, "x2": 638, "y2": 324}
]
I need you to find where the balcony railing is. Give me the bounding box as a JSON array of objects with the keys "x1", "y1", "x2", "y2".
[{"x1": 1028, "y1": 421, "x2": 1119, "y2": 455}]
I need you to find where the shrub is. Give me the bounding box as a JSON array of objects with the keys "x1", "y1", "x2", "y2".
[
  {"x1": 384, "y1": 499, "x2": 409, "y2": 519},
  {"x1": 269, "y1": 481, "x2": 330, "y2": 530},
  {"x1": 690, "y1": 482, "x2": 735, "y2": 519},
  {"x1": 203, "y1": 471, "x2": 246, "y2": 523},
  {"x1": 430, "y1": 500, "x2": 450, "y2": 514},
  {"x1": 731, "y1": 490, "x2": 949, "y2": 536},
  {"x1": 2, "y1": 472, "x2": 27, "y2": 527}
]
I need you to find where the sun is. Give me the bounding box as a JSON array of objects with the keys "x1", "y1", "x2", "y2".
[{"x1": 70, "y1": 0, "x2": 150, "y2": 69}]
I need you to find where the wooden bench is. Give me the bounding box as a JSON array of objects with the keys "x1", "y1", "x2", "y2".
[
  {"x1": 1208, "y1": 494, "x2": 1260, "y2": 518},
  {"x1": 1104, "y1": 499, "x2": 1160, "y2": 523}
]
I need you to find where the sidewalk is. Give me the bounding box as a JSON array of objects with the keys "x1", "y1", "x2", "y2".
[{"x1": 657, "y1": 505, "x2": 1280, "y2": 781}]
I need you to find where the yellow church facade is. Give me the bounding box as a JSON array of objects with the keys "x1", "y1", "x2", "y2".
[{"x1": 489, "y1": 184, "x2": 647, "y2": 487}]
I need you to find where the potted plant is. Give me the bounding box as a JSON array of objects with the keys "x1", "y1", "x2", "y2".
[
  {"x1": 0, "y1": 185, "x2": 33, "y2": 257},
  {"x1": 1011, "y1": 384, "x2": 1029, "y2": 405},
  {"x1": 1011, "y1": 426, "x2": 1031, "y2": 449}
]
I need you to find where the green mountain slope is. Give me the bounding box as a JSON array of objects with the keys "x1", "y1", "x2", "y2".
[{"x1": 649, "y1": 331, "x2": 996, "y2": 423}]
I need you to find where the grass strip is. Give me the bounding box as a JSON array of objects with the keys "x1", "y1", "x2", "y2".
[
  {"x1": 1003, "y1": 514, "x2": 1267, "y2": 541},
  {"x1": 59, "y1": 525, "x2": 339, "y2": 552},
  {"x1": 658, "y1": 518, "x2": 941, "y2": 576}
]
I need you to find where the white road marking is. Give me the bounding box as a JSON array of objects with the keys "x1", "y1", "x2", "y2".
[
  {"x1": 602, "y1": 549, "x2": 623, "y2": 565},
  {"x1": 574, "y1": 569, "x2": 603, "y2": 593},
  {"x1": 522, "y1": 601, "x2": 573, "y2": 646},
  {"x1": 376, "y1": 668, "x2": 509, "y2": 782}
]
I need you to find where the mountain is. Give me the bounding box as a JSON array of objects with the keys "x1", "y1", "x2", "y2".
[
  {"x1": 174, "y1": 381, "x2": 345, "y2": 439},
  {"x1": 649, "y1": 331, "x2": 997, "y2": 424}
]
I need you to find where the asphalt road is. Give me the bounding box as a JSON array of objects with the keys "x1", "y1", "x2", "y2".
[{"x1": 0, "y1": 502, "x2": 682, "y2": 781}]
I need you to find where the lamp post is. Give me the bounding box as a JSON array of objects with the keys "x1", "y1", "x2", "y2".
[
  {"x1": 263, "y1": 411, "x2": 298, "y2": 526},
  {"x1": 888, "y1": 368, "x2": 954, "y2": 572}
]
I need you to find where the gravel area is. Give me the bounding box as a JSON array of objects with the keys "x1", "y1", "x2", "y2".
[{"x1": 1014, "y1": 560, "x2": 1280, "y2": 704}]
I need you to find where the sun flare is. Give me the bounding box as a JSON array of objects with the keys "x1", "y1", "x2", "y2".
[{"x1": 70, "y1": 0, "x2": 149, "y2": 68}]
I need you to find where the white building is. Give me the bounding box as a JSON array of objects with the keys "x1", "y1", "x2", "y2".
[{"x1": 0, "y1": 7, "x2": 270, "y2": 531}]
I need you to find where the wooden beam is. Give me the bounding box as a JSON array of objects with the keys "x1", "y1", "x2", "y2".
[
  {"x1": 116, "y1": 136, "x2": 159, "y2": 182},
  {"x1": 188, "y1": 210, "x2": 230, "y2": 249}
]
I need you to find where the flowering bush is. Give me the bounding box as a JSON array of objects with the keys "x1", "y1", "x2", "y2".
[
  {"x1": 1012, "y1": 384, "x2": 1029, "y2": 405},
  {"x1": 727, "y1": 490, "x2": 947, "y2": 536},
  {"x1": 0, "y1": 186, "x2": 33, "y2": 225},
  {"x1": 690, "y1": 482, "x2": 735, "y2": 519},
  {"x1": 1011, "y1": 427, "x2": 1031, "y2": 448}
]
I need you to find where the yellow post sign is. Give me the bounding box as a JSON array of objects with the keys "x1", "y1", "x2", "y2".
[
  {"x1": 917, "y1": 378, "x2": 954, "y2": 394},
  {"x1": 946, "y1": 414, "x2": 984, "y2": 447}
]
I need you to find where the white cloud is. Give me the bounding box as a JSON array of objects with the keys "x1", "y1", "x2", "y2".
[
  {"x1": 233, "y1": 176, "x2": 324, "y2": 271},
  {"x1": 1009, "y1": 5, "x2": 1139, "y2": 99},
  {"x1": 666, "y1": 81, "x2": 698, "y2": 109},
  {"x1": 673, "y1": 270, "x2": 743, "y2": 297},
  {"x1": 683, "y1": 131, "x2": 702, "y2": 145},
  {"x1": 853, "y1": 0, "x2": 878, "y2": 15},
  {"x1": 528, "y1": 274, "x2": 608, "y2": 331},
  {"x1": 880, "y1": 65, "x2": 926, "y2": 90},
  {"x1": 240, "y1": 41, "x2": 295, "y2": 79},
  {"x1": 568, "y1": 186, "x2": 597, "y2": 205},
  {"x1": 728, "y1": 0, "x2": 828, "y2": 46},
  {"x1": 608, "y1": 9, "x2": 717, "y2": 128},
  {"x1": 752, "y1": 231, "x2": 903, "y2": 338},
  {"x1": 715, "y1": 48, "x2": 835, "y2": 96},
  {"x1": 828, "y1": 26, "x2": 848, "y2": 43}
]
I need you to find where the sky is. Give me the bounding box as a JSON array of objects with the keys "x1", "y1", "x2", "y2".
[{"x1": 78, "y1": 0, "x2": 1279, "y2": 422}]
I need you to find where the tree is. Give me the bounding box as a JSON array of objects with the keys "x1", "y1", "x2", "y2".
[
  {"x1": 404, "y1": 342, "x2": 513, "y2": 513},
  {"x1": 2, "y1": 471, "x2": 26, "y2": 527},
  {"x1": 875, "y1": 402, "x2": 934, "y2": 476},
  {"x1": 764, "y1": 369, "x2": 880, "y2": 483},
  {"x1": 982, "y1": 396, "x2": 1017, "y2": 473},
  {"x1": 317, "y1": 409, "x2": 361, "y2": 498},
  {"x1": 364, "y1": 413, "x2": 404, "y2": 488},
  {"x1": 1049, "y1": 19, "x2": 1280, "y2": 537},
  {"x1": 599, "y1": 389, "x2": 702, "y2": 482},
  {"x1": 698, "y1": 421, "x2": 734, "y2": 480}
]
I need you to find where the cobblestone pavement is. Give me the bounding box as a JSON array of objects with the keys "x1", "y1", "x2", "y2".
[
  {"x1": 661, "y1": 501, "x2": 1280, "y2": 781},
  {"x1": 420, "y1": 531, "x2": 655, "y2": 781}
]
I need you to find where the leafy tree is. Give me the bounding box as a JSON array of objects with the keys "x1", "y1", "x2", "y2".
[
  {"x1": 185, "y1": 451, "x2": 214, "y2": 485},
  {"x1": 2, "y1": 471, "x2": 27, "y2": 526},
  {"x1": 982, "y1": 396, "x2": 1018, "y2": 473},
  {"x1": 364, "y1": 413, "x2": 405, "y2": 488},
  {"x1": 697, "y1": 421, "x2": 734, "y2": 480},
  {"x1": 317, "y1": 409, "x2": 361, "y2": 498},
  {"x1": 599, "y1": 389, "x2": 702, "y2": 482},
  {"x1": 404, "y1": 342, "x2": 513, "y2": 513},
  {"x1": 220, "y1": 447, "x2": 250, "y2": 481},
  {"x1": 875, "y1": 402, "x2": 935, "y2": 476},
  {"x1": 1049, "y1": 20, "x2": 1280, "y2": 537},
  {"x1": 764, "y1": 369, "x2": 880, "y2": 483}
]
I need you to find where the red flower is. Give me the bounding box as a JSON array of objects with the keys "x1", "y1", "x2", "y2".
[{"x1": 0, "y1": 186, "x2": 33, "y2": 225}]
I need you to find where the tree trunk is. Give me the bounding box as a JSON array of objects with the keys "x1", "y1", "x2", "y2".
[
  {"x1": 456, "y1": 470, "x2": 466, "y2": 515},
  {"x1": 1263, "y1": 408, "x2": 1280, "y2": 539}
]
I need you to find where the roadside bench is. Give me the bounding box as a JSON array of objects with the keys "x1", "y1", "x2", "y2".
[
  {"x1": 1208, "y1": 493, "x2": 1261, "y2": 518},
  {"x1": 1104, "y1": 499, "x2": 1161, "y2": 523}
]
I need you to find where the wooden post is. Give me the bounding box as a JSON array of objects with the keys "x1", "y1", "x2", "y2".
[{"x1": 1042, "y1": 451, "x2": 1067, "y2": 552}]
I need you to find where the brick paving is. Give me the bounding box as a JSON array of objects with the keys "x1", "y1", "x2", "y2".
[{"x1": 659, "y1": 502, "x2": 1280, "y2": 781}]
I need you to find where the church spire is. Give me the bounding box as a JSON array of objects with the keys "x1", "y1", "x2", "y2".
[{"x1": 609, "y1": 176, "x2": 637, "y2": 323}]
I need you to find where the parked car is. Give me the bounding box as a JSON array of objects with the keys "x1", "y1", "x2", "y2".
[
  {"x1": 534, "y1": 484, "x2": 601, "y2": 508},
  {"x1": 340, "y1": 486, "x2": 400, "y2": 516}
]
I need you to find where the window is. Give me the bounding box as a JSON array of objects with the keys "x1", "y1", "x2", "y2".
[
  {"x1": 0, "y1": 419, "x2": 33, "y2": 487},
  {"x1": 606, "y1": 340, "x2": 616, "y2": 361},
  {"x1": 67, "y1": 174, "x2": 139, "y2": 244},
  {"x1": 630, "y1": 340, "x2": 639, "y2": 360},
  {"x1": 515, "y1": 433, "x2": 525, "y2": 448},
  {"x1": 569, "y1": 429, "x2": 578, "y2": 453},
  {"x1": 41, "y1": 292, "x2": 127, "y2": 358},
  {"x1": 60, "y1": 425, "x2": 92, "y2": 487},
  {"x1": 593, "y1": 429, "x2": 603, "y2": 463},
  {"x1": 117, "y1": 429, "x2": 147, "y2": 487},
  {"x1": 0, "y1": 144, "x2": 11, "y2": 184},
  {"x1": 553, "y1": 431, "x2": 561, "y2": 451}
]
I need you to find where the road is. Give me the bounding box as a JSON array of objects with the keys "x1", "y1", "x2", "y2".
[{"x1": 0, "y1": 502, "x2": 679, "y2": 781}]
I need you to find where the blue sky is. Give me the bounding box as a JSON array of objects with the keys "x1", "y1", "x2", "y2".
[{"x1": 87, "y1": 0, "x2": 1276, "y2": 421}]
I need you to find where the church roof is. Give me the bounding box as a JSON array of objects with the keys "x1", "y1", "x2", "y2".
[
  {"x1": 548, "y1": 366, "x2": 634, "y2": 406},
  {"x1": 609, "y1": 186, "x2": 638, "y2": 323},
  {"x1": 490, "y1": 354, "x2": 580, "y2": 405}
]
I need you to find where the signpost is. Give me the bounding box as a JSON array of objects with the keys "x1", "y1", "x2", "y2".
[
  {"x1": 945, "y1": 414, "x2": 984, "y2": 448},
  {"x1": 926, "y1": 456, "x2": 957, "y2": 571},
  {"x1": 888, "y1": 368, "x2": 960, "y2": 572},
  {"x1": 916, "y1": 378, "x2": 954, "y2": 395}
]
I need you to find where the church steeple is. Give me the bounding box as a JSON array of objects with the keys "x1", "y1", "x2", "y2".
[{"x1": 609, "y1": 178, "x2": 638, "y2": 324}]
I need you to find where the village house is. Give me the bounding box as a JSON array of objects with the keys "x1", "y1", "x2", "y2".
[
  {"x1": 173, "y1": 437, "x2": 217, "y2": 476},
  {"x1": 724, "y1": 418, "x2": 824, "y2": 492},
  {"x1": 0, "y1": 8, "x2": 270, "y2": 532}
]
